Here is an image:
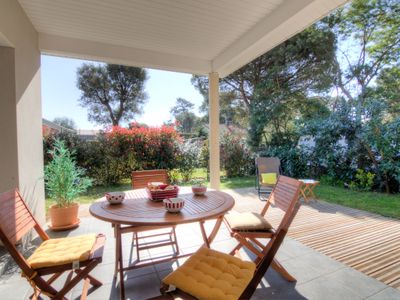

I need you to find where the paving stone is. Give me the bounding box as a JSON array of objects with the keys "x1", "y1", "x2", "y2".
[
  {"x1": 323, "y1": 267, "x2": 389, "y2": 298},
  {"x1": 296, "y1": 275, "x2": 363, "y2": 300},
  {"x1": 367, "y1": 287, "x2": 400, "y2": 300}
]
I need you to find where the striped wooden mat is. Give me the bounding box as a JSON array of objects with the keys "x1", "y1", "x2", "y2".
[{"x1": 266, "y1": 200, "x2": 400, "y2": 290}]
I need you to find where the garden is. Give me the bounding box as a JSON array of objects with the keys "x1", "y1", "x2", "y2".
[{"x1": 43, "y1": 121, "x2": 400, "y2": 220}]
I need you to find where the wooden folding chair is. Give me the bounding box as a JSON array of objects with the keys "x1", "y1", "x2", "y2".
[
  {"x1": 255, "y1": 157, "x2": 281, "y2": 200},
  {"x1": 0, "y1": 189, "x2": 105, "y2": 300},
  {"x1": 127, "y1": 170, "x2": 179, "y2": 264},
  {"x1": 131, "y1": 169, "x2": 169, "y2": 189},
  {"x1": 149, "y1": 182, "x2": 300, "y2": 300},
  {"x1": 225, "y1": 175, "x2": 302, "y2": 282}
]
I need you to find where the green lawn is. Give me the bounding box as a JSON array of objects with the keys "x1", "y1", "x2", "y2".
[
  {"x1": 315, "y1": 184, "x2": 400, "y2": 219},
  {"x1": 46, "y1": 170, "x2": 400, "y2": 220}
]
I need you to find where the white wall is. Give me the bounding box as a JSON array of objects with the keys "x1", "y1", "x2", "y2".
[{"x1": 0, "y1": 0, "x2": 44, "y2": 223}]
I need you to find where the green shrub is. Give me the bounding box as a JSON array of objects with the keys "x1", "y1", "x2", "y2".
[
  {"x1": 221, "y1": 134, "x2": 254, "y2": 178},
  {"x1": 176, "y1": 140, "x2": 201, "y2": 182},
  {"x1": 349, "y1": 169, "x2": 375, "y2": 191},
  {"x1": 43, "y1": 125, "x2": 183, "y2": 186},
  {"x1": 45, "y1": 139, "x2": 92, "y2": 207}
]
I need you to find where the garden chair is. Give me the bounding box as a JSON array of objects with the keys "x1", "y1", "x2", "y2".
[
  {"x1": 131, "y1": 169, "x2": 169, "y2": 189},
  {"x1": 128, "y1": 169, "x2": 179, "y2": 263},
  {"x1": 149, "y1": 179, "x2": 300, "y2": 299},
  {"x1": 0, "y1": 189, "x2": 105, "y2": 300},
  {"x1": 224, "y1": 175, "x2": 302, "y2": 282},
  {"x1": 255, "y1": 157, "x2": 281, "y2": 200}
]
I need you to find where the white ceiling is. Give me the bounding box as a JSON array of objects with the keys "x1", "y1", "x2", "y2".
[{"x1": 18, "y1": 0, "x2": 347, "y2": 76}]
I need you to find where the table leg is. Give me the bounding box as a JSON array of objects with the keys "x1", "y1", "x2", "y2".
[
  {"x1": 199, "y1": 216, "x2": 224, "y2": 248},
  {"x1": 114, "y1": 225, "x2": 119, "y2": 277},
  {"x1": 206, "y1": 216, "x2": 223, "y2": 245},
  {"x1": 199, "y1": 221, "x2": 210, "y2": 248},
  {"x1": 115, "y1": 224, "x2": 125, "y2": 300},
  {"x1": 308, "y1": 184, "x2": 318, "y2": 199},
  {"x1": 300, "y1": 188, "x2": 309, "y2": 203}
]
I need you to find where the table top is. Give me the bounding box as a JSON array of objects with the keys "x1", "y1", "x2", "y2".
[
  {"x1": 299, "y1": 179, "x2": 320, "y2": 185},
  {"x1": 89, "y1": 187, "x2": 235, "y2": 226}
]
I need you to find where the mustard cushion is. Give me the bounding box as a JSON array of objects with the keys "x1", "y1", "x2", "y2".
[
  {"x1": 163, "y1": 247, "x2": 256, "y2": 300},
  {"x1": 225, "y1": 212, "x2": 273, "y2": 231},
  {"x1": 261, "y1": 173, "x2": 277, "y2": 185},
  {"x1": 27, "y1": 234, "x2": 96, "y2": 269}
]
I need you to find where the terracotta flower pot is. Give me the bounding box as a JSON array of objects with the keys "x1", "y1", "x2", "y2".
[{"x1": 49, "y1": 202, "x2": 79, "y2": 230}]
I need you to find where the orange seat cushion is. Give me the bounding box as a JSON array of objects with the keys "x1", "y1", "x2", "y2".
[
  {"x1": 163, "y1": 247, "x2": 256, "y2": 300},
  {"x1": 27, "y1": 234, "x2": 96, "y2": 269}
]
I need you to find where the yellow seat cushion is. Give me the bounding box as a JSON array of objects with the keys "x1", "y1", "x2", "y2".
[
  {"x1": 225, "y1": 212, "x2": 273, "y2": 231},
  {"x1": 27, "y1": 234, "x2": 96, "y2": 269},
  {"x1": 163, "y1": 247, "x2": 256, "y2": 300},
  {"x1": 261, "y1": 173, "x2": 277, "y2": 185}
]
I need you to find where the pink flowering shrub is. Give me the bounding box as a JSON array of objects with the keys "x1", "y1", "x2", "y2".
[
  {"x1": 106, "y1": 124, "x2": 182, "y2": 171},
  {"x1": 44, "y1": 124, "x2": 183, "y2": 185}
]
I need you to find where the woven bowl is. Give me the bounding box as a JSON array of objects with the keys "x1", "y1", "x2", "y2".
[{"x1": 147, "y1": 185, "x2": 179, "y2": 201}]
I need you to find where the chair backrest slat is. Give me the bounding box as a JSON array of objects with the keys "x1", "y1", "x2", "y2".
[
  {"x1": 0, "y1": 190, "x2": 37, "y2": 244},
  {"x1": 256, "y1": 157, "x2": 281, "y2": 175},
  {"x1": 0, "y1": 189, "x2": 50, "y2": 279},
  {"x1": 131, "y1": 169, "x2": 169, "y2": 189},
  {"x1": 268, "y1": 176, "x2": 300, "y2": 212}
]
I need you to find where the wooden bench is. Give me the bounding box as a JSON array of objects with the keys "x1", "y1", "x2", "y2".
[{"x1": 131, "y1": 169, "x2": 169, "y2": 189}]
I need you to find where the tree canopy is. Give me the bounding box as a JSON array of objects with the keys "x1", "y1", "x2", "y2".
[
  {"x1": 193, "y1": 23, "x2": 336, "y2": 146},
  {"x1": 77, "y1": 64, "x2": 148, "y2": 126},
  {"x1": 327, "y1": 0, "x2": 400, "y2": 121},
  {"x1": 170, "y1": 98, "x2": 199, "y2": 135},
  {"x1": 53, "y1": 117, "x2": 77, "y2": 130}
]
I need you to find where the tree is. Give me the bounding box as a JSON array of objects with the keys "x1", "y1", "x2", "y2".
[
  {"x1": 192, "y1": 23, "x2": 336, "y2": 143},
  {"x1": 77, "y1": 64, "x2": 148, "y2": 126},
  {"x1": 53, "y1": 117, "x2": 76, "y2": 130},
  {"x1": 328, "y1": 0, "x2": 400, "y2": 121},
  {"x1": 170, "y1": 98, "x2": 199, "y2": 135},
  {"x1": 192, "y1": 79, "x2": 248, "y2": 127},
  {"x1": 319, "y1": 0, "x2": 400, "y2": 192}
]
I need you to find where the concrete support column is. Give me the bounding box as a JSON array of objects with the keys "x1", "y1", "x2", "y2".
[
  {"x1": 0, "y1": 0, "x2": 45, "y2": 225},
  {"x1": 0, "y1": 47, "x2": 19, "y2": 192},
  {"x1": 208, "y1": 72, "x2": 220, "y2": 190}
]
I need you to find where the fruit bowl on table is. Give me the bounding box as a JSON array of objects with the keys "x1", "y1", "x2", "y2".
[
  {"x1": 163, "y1": 197, "x2": 185, "y2": 213},
  {"x1": 105, "y1": 191, "x2": 125, "y2": 204},
  {"x1": 146, "y1": 183, "x2": 179, "y2": 201},
  {"x1": 192, "y1": 185, "x2": 207, "y2": 196}
]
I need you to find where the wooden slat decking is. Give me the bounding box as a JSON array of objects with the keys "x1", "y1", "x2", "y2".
[{"x1": 266, "y1": 200, "x2": 400, "y2": 290}]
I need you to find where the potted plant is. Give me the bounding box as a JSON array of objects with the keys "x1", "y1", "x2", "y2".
[
  {"x1": 45, "y1": 139, "x2": 92, "y2": 230},
  {"x1": 191, "y1": 177, "x2": 207, "y2": 196}
]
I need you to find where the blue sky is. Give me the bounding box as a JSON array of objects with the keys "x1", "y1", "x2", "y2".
[{"x1": 41, "y1": 55, "x2": 204, "y2": 129}]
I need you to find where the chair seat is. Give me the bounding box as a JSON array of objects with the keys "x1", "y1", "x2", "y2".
[
  {"x1": 28, "y1": 234, "x2": 96, "y2": 269},
  {"x1": 162, "y1": 247, "x2": 256, "y2": 300},
  {"x1": 225, "y1": 212, "x2": 273, "y2": 231}
]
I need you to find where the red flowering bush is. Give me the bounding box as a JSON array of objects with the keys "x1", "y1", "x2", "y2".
[
  {"x1": 44, "y1": 124, "x2": 183, "y2": 185},
  {"x1": 106, "y1": 124, "x2": 182, "y2": 172}
]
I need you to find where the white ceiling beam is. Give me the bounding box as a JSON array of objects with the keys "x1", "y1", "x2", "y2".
[
  {"x1": 39, "y1": 33, "x2": 212, "y2": 75},
  {"x1": 213, "y1": 0, "x2": 348, "y2": 78}
]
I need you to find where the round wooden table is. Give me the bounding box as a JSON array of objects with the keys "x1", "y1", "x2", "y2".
[
  {"x1": 90, "y1": 188, "x2": 235, "y2": 226},
  {"x1": 90, "y1": 187, "x2": 235, "y2": 299}
]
